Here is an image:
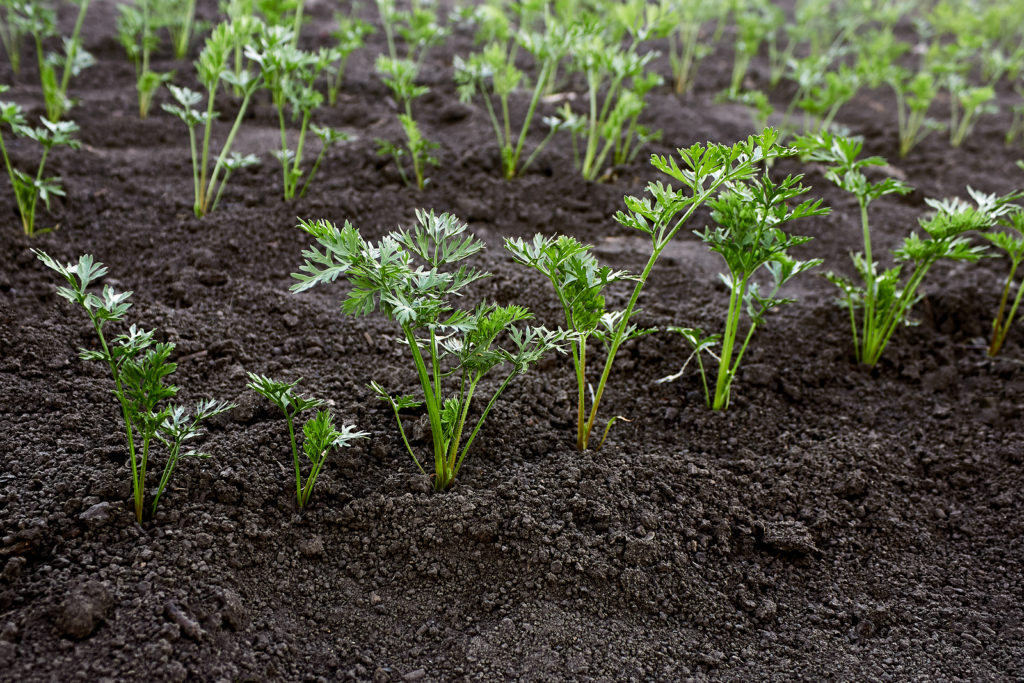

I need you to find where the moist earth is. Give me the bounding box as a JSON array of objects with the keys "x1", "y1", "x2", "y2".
[{"x1": 1, "y1": 1, "x2": 1023, "y2": 681}]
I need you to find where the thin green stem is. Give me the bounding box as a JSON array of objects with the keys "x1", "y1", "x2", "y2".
[
  {"x1": 197, "y1": 88, "x2": 217, "y2": 214},
  {"x1": 510, "y1": 59, "x2": 552, "y2": 177},
  {"x1": 429, "y1": 328, "x2": 441, "y2": 409},
  {"x1": 328, "y1": 55, "x2": 349, "y2": 104},
  {"x1": 500, "y1": 92, "x2": 511, "y2": 162},
  {"x1": 990, "y1": 260, "x2": 1018, "y2": 350},
  {"x1": 208, "y1": 167, "x2": 234, "y2": 214},
  {"x1": 286, "y1": 412, "x2": 302, "y2": 504},
  {"x1": 299, "y1": 140, "x2": 328, "y2": 199},
  {"x1": 300, "y1": 453, "x2": 325, "y2": 507},
  {"x1": 893, "y1": 86, "x2": 909, "y2": 156},
  {"x1": 153, "y1": 442, "x2": 179, "y2": 515},
  {"x1": 379, "y1": 4, "x2": 396, "y2": 61},
  {"x1": 141, "y1": 0, "x2": 150, "y2": 75},
  {"x1": 25, "y1": 146, "x2": 52, "y2": 236},
  {"x1": 858, "y1": 198, "x2": 875, "y2": 363},
  {"x1": 34, "y1": 32, "x2": 45, "y2": 83},
  {"x1": 581, "y1": 71, "x2": 600, "y2": 180},
  {"x1": 713, "y1": 274, "x2": 744, "y2": 411},
  {"x1": 991, "y1": 268, "x2": 1024, "y2": 356},
  {"x1": 202, "y1": 87, "x2": 256, "y2": 215},
  {"x1": 574, "y1": 339, "x2": 587, "y2": 451},
  {"x1": 453, "y1": 371, "x2": 516, "y2": 480},
  {"x1": 187, "y1": 124, "x2": 199, "y2": 211},
  {"x1": 0, "y1": 131, "x2": 26, "y2": 232},
  {"x1": 478, "y1": 85, "x2": 505, "y2": 168},
  {"x1": 175, "y1": 0, "x2": 196, "y2": 58},
  {"x1": 275, "y1": 94, "x2": 289, "y2": 198},
  {"x1": 403, "y1": 326, "x2": 446, "y2": 477},
  {"x1": 696, "y1": 352, "x2": 710, "y2": 407},
  {"x1": 389, "y1": 401, "x2": 427, "y2": 476},
  {"x1": 287, "y1": 108, "x2": 312, "y2": 199},
  {"x1": 291, "y1": 0, "x2": 304, "y2": 48},
  {"x1": 445, "y1": 376, "x2": 478, "y2": 485},
  {"x1": 847, "y1": 291, "x2": 861, "y2": 361},
  {"x1": 94, "y1": 322, "x2": 140, "y2": 521},
  {"x1": 518, "y1": 125, "x2": 558, "y2": 176},
  {"x1": 57, "y1": 0, "x2": 91, "y2": 114}
]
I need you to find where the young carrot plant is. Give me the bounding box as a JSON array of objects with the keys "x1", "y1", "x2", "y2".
[
  {"x1": 727, "y1": 0, "x2": 784, "y2": 97},
  {"x1": 796, "y1": 132, "x2": 1017, "y2": 364},
  {"x1": 252, "y1": 0, "x2": 302, "y2": 33},
  {"x1": 376, "y1": 0, "x2": 448, "y2": 68},
  {"x1": 565, "y1": 22, "x2": 660, "y2": 181},
  {"x1": 325, "y1": 11, "x2": 373, "y2": 105},
  {"x1": 779, "y1": 50, "x2": 857, "y2": 134},
  {"x1": 375, "y1": 55, "x2": 438, "y2": 189},
  {"x1": 515, "y1": 128, "x2": 794, "y2": 449},
  {"x1": 155, "y1": 0, "x2": 198, "y2": 59},
  {"x1": 891, "y1": 69, "x2": 943, "y2": 157},
  {"x1": 249, "y1": 27, "x2": 347, "y2": 200},
  {"x1": 118, "y1": 0, "x2": 175, "y2": 118},
  {"x1": 1007, "y1": 92, "x2": 1024, "y2": 147},
  {"x1": 793, "y1": 132, "x2": 908, "y2": 365},
  {"x1": 220, "y1": 0, "x2": 261, "y2": 94},
  {"x1": 162, "y1": 19, "x2": 264, "y2": 216},
  {"x1": 0, "y1": 93, "x2": 78, "y2": 236},
  {"x1": 505, "y1": 234, "x2": 643, "y2": 449},
  {"x1": 666, "y1": 0, "x2": 727, "y2": 94},
  {"x1": 663, "y1": 173, "x2": 828, "y2": 410},
  {"x1": 949, "y1": 84, "x2": 995, "y2": 148},
  {"x1": 793, "y1": 63, "x2": 861, "y2": 134},
  {"x1": 0, "y1": 0, "x2": 28, "y2": 73},
  {"x1": 35, "y1": 0, "x2": 93, "y2": 121},
  {"x1": 982, "y1": 207, "x2": 1024, "y2": 356},
  {"x1": 454, "y1": 23, "x2": 571, "y2": 179},
  {"x1": 291, "y1": 210, "x2": 567, "y2": 489},
  {"x1": 922, "y1": 42, "x2": 993, "y2": 148},
  {"x1": 35, "y1": 251, "x2": 234, "y2": 522},
  {"x1": 247, "y1": 374, "x2": 367, "y2": 506}
]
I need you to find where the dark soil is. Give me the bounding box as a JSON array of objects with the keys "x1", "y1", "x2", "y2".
[{"x1": 2, "y1": 1, "x2": 1023, "y2": 681}]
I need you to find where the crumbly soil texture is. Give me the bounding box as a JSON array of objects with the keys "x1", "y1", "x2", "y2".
[{"x1": 1, "y1": 1, "x2": 1023, "y2": 681}]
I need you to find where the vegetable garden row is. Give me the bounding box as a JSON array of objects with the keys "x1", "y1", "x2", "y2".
[
  {"x1": 2, "y1": 0, "x2": 1023, "y2": 680},
  {"x1": 6, "y1": 0, "x2": 1024, "y2": 227},
  {"x1": 10, "y1": 0, "x2": 1024, "y2": 513}
]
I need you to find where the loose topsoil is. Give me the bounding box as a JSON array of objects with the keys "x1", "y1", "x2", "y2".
[{"x1": 1, "y1": 1, "x2": 1023, "y2": 680}]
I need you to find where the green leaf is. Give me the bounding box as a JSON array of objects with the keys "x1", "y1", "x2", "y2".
[{"x1": 246, "y1": 372, "x2": 324, "y2": 416}]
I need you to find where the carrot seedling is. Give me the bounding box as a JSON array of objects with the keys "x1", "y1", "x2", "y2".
[
  {"x1": 247, "y1": 374, "x2": 366, "y2": 506},
  {"x1": 35, "y1": 251, "x2": 234, "y2": 522},
  {"x1": 454, "y1": 22, "x2": 571, "y2": 179},
  {"x1": 564, "y1": 19, "x2": 661, "y2": 181},
  {"x1": 664, "y1": 173, "x2": 828, "y2": 410},
  {"x1": 117, "y1": 0, "x2": 173, "y2": 118},
  {"x1": 292, "y1": 210, "x2": 567, "y2": 489},
  {"x1": 375, "y1": 56, "x2": 438, "y2": 190},
  {"x1": 505, "y1": 234, "x2": 643, "y2": 449},
  {"x1": 0, "y1": 93, "x2": 78, "y2": 236},
  {"x1": 513, "y1": 128, "x2": 795, "y2": 448},
  {"x1": 325, "y1": 11, "x2": 373, "y2": 105},
  {"x1": 163, "y1": 19, "x2": 264, "y2": 216},
  {"x1": 982, "y1": 208, "x2": 1024, "y2": 356},
  {"x1": 249, "y1": 26, "x2": 350, "y2": 200}
]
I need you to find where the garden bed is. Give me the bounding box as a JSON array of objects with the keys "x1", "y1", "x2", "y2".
[{"x1": 1, "y1": 0, "x2": 1023, "y2": 680}]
